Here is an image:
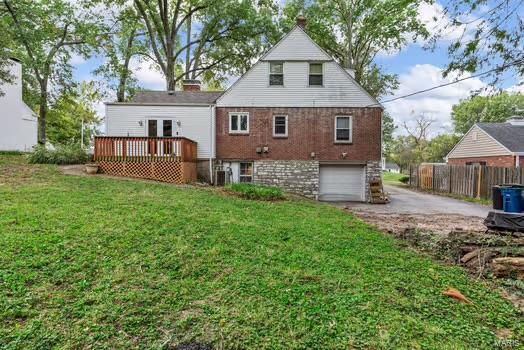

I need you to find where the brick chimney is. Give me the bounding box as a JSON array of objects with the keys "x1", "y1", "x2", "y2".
[
  {"x1": 182, "y1": 79, "x2": 201, "y2": 92},
  {"x1": 296, "y1": 14, "x2": 307, "y2": 29}
]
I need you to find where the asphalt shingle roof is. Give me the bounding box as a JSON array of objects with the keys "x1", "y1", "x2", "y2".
[
  {"x1": 477, "y1": 122, "x2": 524, "y2": 153},
  {"x1": 130, "y1": 90, "x2": 223, "y2": 105}
]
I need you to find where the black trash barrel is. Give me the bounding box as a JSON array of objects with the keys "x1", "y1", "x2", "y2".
[{"x1": 492, "y1": 186, "x2": 503, "y2": 210}]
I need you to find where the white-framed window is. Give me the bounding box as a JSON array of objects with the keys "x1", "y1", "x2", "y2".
[
  {"x1": 309, "y1": 63, "x2": 323, "y2": 86},
  {"x1": 239, "y1": 162, "x2": 253, "y2": 183},
  {"x1": 269, "y1": 62, "x2": 284, "y2": 86},
  {"x1": 273, "y1": 115, "x2": 288, "y2": 137},
  {"x1": 335, "y1": 116, "x2": 352, "y2": 143},
  {"x1": 229, "y1": 112, "x2": 249, "y2": 134}
]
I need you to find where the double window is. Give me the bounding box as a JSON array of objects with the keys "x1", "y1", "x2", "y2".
[
  {"x1": 309, "y1": 63, "x2": 323, "y2": 86},
  {"x1": 273, "y1": 115, "x2": 288, "y2": 137},
  {"x1": 229, "y1": 112, "x2": 249, "y2": 134},
  {"x1": 269, "y1": 62, "x2": 284, "y2": 86},
  {"x1": 239, "y1": 162, "x2": 253, "y2": 183},
  {"x1": 335, "y1": 116, "x2": 352, "y2": 143},
  {"x1": 148, "y1": 119, "x2": 173, "y2": 137}
]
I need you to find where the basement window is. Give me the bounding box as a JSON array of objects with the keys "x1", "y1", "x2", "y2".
[
  {"x1": 269, "y1": 62, "x2": 284, "y2": 86},
  {"x1": 239, "y1": 162, "x2": 253, "y2": 183},
  {"x1": 335, "y1": 116, "x2": 352, "y2": 143}
]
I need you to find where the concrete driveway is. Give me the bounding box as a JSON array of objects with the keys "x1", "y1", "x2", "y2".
[{"x1": 340, "y1": 185, "x2": 491, "y2": 218}]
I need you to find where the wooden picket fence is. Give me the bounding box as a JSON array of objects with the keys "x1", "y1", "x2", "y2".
[{"x1": 409, "y1": 164, "x2": 524, "y2": 200}]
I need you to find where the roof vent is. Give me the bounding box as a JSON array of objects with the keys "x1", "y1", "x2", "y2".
[
  {"x1": 507, "y1": 116, "x2": 524, "y2": 126},
  {"x1": 167, "y1": 90, "x2": 175, "y2": 95},
  {"x1": 296, "y1": 14, "x2": 307, "y2": 29}
]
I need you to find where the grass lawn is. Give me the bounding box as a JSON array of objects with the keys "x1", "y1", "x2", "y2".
[
  {"x1": 382, "y1": 171, "x2": 408, "y2": 186},
  {"x1": 0, "y1": 154, "x2": 522, "y2": 349}
]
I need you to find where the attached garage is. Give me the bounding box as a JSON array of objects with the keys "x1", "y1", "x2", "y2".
[{"x1": 319, "y1": 164, "x2": 365, "y2": 201}]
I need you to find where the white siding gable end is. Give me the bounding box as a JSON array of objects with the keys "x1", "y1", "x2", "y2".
[
  {"x1": 217, "y1": 26, "x2": 380, "y2": 108},
  {"x1": 262, "y1": 26, "x2": 332, "y2": 61}
]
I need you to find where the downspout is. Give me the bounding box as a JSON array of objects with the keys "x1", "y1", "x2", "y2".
[{"x1": 209, "y1": 104, "x2": 216, "y2": 183}]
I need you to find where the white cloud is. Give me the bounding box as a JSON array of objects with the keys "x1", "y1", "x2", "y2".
[
  {"x1": 129, "y1": 58, "x2": 165, "y2": 90},
  {"x1": 506, "y1": 81, "x2": 524, "y2": 94},
  {"x1": 386, "y1": 64, "x2": 487, "y2": 136},
  {"x1": 417, "y1": 2, "x2": 475, "y2": 44}
]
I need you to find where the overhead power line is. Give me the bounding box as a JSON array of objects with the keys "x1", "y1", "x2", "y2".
[{"x1": 367, "y1": 59, "x2": 524, "y2": 107}]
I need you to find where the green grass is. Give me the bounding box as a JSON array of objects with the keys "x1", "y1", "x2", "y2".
[
  {"x1": 0, "y1": 154, "x2": 522, "y2": 349},
  {"x1": 227, "y1": 183, "x2": 284, "y2": 200},
  {"x1": 382, "y1": 171, "x2": 409, "y2": 186}
]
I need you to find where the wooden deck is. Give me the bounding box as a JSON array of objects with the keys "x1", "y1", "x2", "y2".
[{"x1": 93, "y1": 136, "x2": 197, "y2": 184}]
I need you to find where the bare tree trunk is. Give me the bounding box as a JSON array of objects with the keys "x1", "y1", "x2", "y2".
[
  {"x1": 38, "y1": 88, "x2": 47, "y2": 144},
  {"x1": 185, "y1": 12, "x2": 192, "y2": 79},
  {"x1": 117, "y1": 30, "x2": 136, "y2": 102}
]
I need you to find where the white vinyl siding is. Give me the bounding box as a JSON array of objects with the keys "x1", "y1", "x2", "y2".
[
  {"x1": 263, "y1": 27, "x2": 332, "y2": 61},
  {"x1": 217, "y1": 61, "x2": 376, "y2": 107},
  {"x1": 319, "y1": 165, "x2": 365, "y2": 201},
  {"x1": 105, "y1": 104, "x2": 214, "y2": 159},
  {"x1": 448, "y1": 125, "x2": 511, "y2": 159}
]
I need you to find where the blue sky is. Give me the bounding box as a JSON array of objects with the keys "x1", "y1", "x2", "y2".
[{"x1": 71, "y1": 1, "x2": 523, "y2": 137}]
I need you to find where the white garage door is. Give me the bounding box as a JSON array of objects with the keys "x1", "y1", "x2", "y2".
[{"x1": 319, "y1": 165, "x2": 365, "y2": 201}]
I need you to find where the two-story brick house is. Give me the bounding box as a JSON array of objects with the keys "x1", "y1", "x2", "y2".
[{"x1": 105, "y1": 17, "x2": 383, "y2": 201}]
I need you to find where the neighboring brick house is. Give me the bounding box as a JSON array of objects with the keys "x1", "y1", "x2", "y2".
[
  {"x1": 105, "y1": 16, "x2": 383, "y2": 201},
  {"x1": 446, "y1": 118, "x2": 524, "y2": 167}
]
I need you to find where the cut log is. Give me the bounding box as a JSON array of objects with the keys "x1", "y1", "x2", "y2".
[
  {"x1": 492, "y1": 257, "x2": 524, "y2": 280},
  {"x1": 461, "y1": 249, "x2": 481, "y2": 263}
]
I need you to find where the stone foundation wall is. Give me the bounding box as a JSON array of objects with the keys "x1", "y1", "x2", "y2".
[
  {"x1": 253, "y1": 160, "x2": 319, "y2": 199},
  {"x1": 365, "y1": 160, "x2": 382, "y2": 202}
]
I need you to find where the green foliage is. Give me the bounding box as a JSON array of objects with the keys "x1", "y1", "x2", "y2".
[
  {"x1": 28, "y1": 144, "x2": 88, "y2": 165},
  {"x1": 227, "y1": 183, "x2": 284, "y2": 201},
  {"x1": 399, "y1": 175, "x2": 410, "y2": 184},
  {"x1": 93, "y1": 5, "x2": 146, "y2": 102},
  {"x1": 0, "y1": 154, "x2": 522, "y2": 348},
  {"x1": 452, "y1": 93, "x2": 524, "y2": 134},
  {"x1": 47, "y1": 81, "x2": 102, "y2": 145},
  {"x1": 1, "y1": 0, "x2": 105, "y2": 143},
  {"x1": 281, "y1": 0, "x2": 431, "y2": 98},
  {"x1": 382, "y1": 111, "x2": 397, "y2": 155},
  {"x1": 441, "y1": 0, "x2": 523, "y2": 82},
  {"x1": 134, "y1": 0, "x2": 279, "y2": 90},
  {"x1": 425, "y1": 134, "x2": 461, "y2": 163}
]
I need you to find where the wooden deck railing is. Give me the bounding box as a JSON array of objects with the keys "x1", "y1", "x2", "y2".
[
  {"x1": 93, "y1": 136, "x2": 198, "y2": 184},
  {"x1": 94, "y1": 136, "x2": 197, "y2": 163}
]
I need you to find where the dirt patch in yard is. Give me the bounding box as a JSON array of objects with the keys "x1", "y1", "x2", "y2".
[
  {"x1": 348, "y1": 210, "x2": 486, "y2": 236},
  {"x1": 345, "y1": 206, "x2": 524, "y2": 311}
]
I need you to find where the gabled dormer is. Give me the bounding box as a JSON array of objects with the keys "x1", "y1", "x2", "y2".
[{"x1": 216, "y1": 17, "x2": 380, "y2": 108}]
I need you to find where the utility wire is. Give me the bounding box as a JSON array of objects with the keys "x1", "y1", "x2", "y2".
[{"x1": 367, "y1": 58, "x2": 524, "y2": 107}]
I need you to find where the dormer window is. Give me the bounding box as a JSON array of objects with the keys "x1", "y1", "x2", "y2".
[
  {"x1": 309, "y1": 63, "x2": 323, "y2": 86},
  {"x1": 269, "y1": 62, "x2": 284, "y2": 86}
]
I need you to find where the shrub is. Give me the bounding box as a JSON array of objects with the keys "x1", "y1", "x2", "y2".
[
  {"x1": 399, "y1": 175, "x2": 410, "y2": 184},
  {"x1": 227, "y1": 183, "x2": 285, "y2": 201},
  {"x1": 28, "y1": 144, "x2": 89, "y2": 165}
]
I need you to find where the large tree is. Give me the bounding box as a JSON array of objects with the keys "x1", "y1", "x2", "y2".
[
  {"x1": 2, "y1": 0, "x2": 102, "y2": 144},
  {"x1": 281, "y1": 0, "x2": 431, "y2": 99},
  {"x1": 440, "y1": 0, "x2": 524, "y2": 82},
  {"x1": 94, "y1": 6, "x2": 146, "y2": 102},
  {"x1": 451, "y1": 92, "x2": 524, "y2": 134},
  {"x1": 133, "y1": 0, "x2": 277, "y2": 91}
]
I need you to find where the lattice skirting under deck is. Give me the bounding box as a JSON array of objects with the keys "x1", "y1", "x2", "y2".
[{"x1": 97, "y1": 160, "x2": 196, "y2": 184}]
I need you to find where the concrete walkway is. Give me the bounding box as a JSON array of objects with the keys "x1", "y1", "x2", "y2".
[{"x1": 340, "y1": 185, "x2": 491, "y2": 218}]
